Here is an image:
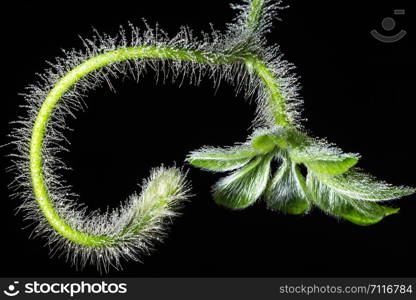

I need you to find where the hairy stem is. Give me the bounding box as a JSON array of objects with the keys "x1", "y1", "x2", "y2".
[
  {"x1": 247, "y1": 0, "x2": 264, "y2": 31},
  {"x1": 245, "y1": 0, "x2": 290, "y2": 126},
  {"x1": 30, "y1": 46, "x2": 240, "y2": 247},
  {"x1": 244, "y1": 56, "x2": 289, "y2": 126},
  {"x1": 30, "y1": 1, "x2": 291, "y2": 249}
]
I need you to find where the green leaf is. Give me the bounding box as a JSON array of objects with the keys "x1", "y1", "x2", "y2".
[
  {"x1": 265, "y1": 160, "x2": 311, "y2": 215},
  {"x1": 307, "y1": 173, "x2": 401, "y2": 225},
  {"x1": 289, "y1": 143, "x2": 359, "y2": 176},
  {"x1": 304, "y1": 158, "x2": 358, "y2": 176},
  {"x1": 314, "y1": 170, "x2": 416, "y2": 201},
  {"x1": 249, "y1": 126, "x2": 309, "y2": 150},
  {"x1": 213, "y1": 154, "x2": 273, "y2": 209},
  {"x1": 187, "y1": 145, "x2": 258, "y2": 172}
]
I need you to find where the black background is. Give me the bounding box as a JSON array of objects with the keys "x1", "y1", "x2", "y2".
[{"x1": 0, "y1": 0, "x2": 415, "y2": 277}]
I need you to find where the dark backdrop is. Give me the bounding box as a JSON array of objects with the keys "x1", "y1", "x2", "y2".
[{"x1": 0, "y1": 0, "x2": 415, "y2": 277}]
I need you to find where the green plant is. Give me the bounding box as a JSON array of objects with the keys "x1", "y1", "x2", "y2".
[{"x1": 11, "y1": 0, "x2": 414, "y2": 272}]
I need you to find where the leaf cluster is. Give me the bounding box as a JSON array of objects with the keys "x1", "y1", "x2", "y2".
[{"x1": 187, "y1": 127, "x2": 415, "y2": 225}]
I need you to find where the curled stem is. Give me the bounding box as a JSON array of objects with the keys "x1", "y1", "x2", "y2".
[
  {"x1": 30, "y1": 45, "x2": 289, "y2": 247},
  {"x1": 10, "y1": 0, "x2": 300, "y2": 270}
]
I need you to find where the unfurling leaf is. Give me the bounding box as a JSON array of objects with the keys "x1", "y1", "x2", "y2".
[
  {"x1": 249, "y1": 126, "x2": 309, "y2": 150},
  {"x1": 265, "y1": 159, "x2": 311, "y2": 214},
  {"x1": 307, "y1": 174, "x2": 400, "y2": 225},
  {"x1": 187, "y1": 145, "x2": 258, "y2": 172},
  {"x1": 289, "y1": 143, "x2": 359, "y2": 176},
  {"x1": 313, "y1": 170, "x2": 416, "y2": 201},
  {"x1": 251, "y1": 135, "x2": 277, "y2": 153},
  {"x1": 213, "y1": 154, "x2": 273, "y2": 209}
]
